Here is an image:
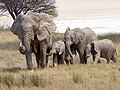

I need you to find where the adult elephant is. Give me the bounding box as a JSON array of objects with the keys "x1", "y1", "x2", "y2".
[
  {"x1": 11, "y1": 12, "x2": 56, "y2": 70},
  {"x1": 64, "y1": 27, "x2": 98, "y2": 64},
  {"x1": 47, "y1": 40, "x2": 65, "y2": 66}
]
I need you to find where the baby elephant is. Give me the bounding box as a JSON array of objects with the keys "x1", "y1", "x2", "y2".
[
  {"x1": 85, "y1": 39, "x2": 117, "y2": 64},
  {"x1": 47, "y1": 40, "x2": 65, "y2": 66}
]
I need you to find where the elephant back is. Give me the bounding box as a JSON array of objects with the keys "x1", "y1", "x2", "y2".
[
  {"x1": 93, "y1": 39, "x2": 116, "y2": 51},
  {"x1": 81, "y1": 27, "x2": 98, "y2": 44}
]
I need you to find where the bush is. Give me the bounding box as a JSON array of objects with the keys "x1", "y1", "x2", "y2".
[{"x1": 52, "y1": 32, "x2": 64, "y2": 42}]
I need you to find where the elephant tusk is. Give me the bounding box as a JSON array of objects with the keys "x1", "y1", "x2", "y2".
[
  {"x1": 86, "y1": 54, "x2": 91, "y2": 58},
  {"x1": 19, "y1": 42, "x2": 22, "y2": 47},
  {"x1": 46, "y1": 53, "x2": 49, "y2": 56}
]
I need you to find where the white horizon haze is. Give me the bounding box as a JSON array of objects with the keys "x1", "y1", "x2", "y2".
[{"x1": 0, "y1": 0, "x2": 120, "y2": 34}]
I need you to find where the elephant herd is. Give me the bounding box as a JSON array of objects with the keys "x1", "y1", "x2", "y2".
[{"x1": 10, "y1": 12, "x2": 117, "y2": 70}]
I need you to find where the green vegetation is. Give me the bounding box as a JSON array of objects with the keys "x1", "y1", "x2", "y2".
[
  {"x1": 0, "y1": 29, "x2": 120, "y2": 90},
  {"x1": 52, "y1": 32, "x2": 64, "y2": 42},
  {"x1": 98, "y1": 33, "x2": 120, "y2": 43}
]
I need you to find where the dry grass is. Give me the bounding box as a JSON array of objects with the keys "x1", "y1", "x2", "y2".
[{"x1": 0, "y1": 29, "x2": 120, "y2": 90}]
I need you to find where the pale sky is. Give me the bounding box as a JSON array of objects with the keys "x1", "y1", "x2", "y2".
[
  {"x1": 1, "y1": 0, "x2": 120, "y2": 28},
  {"x1": 56, "y1": 0, "x2": 120, "y2": 18}
]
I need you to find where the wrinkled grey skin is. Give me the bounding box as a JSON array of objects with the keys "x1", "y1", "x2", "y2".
[
  {"x1": 47, "y1": 40, "x2": 65, "y2": 66},
  {"x1": 64, "y1": 27, "x2": 98, "y2": 64},
  {"x1": 85, "y1": 39, "x2": 117, "y2": 64},
  {"x1": 11, "y1": 12, "x2": 56, "y2": 70}
]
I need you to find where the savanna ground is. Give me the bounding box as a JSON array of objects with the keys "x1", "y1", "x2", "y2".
[{"x1": 0, "y1": 28, "x2": 120, "y2": 90}]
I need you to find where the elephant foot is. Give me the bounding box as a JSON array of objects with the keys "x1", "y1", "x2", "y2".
[
  {"x1": 97, "y1": 60, "x2": 101, "y2": 63},
  {"x1": 70, "y1": 62, "x2": 74, "y2": 64},
  {"x1": 93, "y1": 61, "x2": 97, "y2": 64},
  {"x1": 65, "y1": 59, "x2": 70, "y2": 65},
  {"x1": 27, "y1": 69, "x2": 34, "y2": 72},
  {"x1": 70, "y1": 59, "x2": 74, "y2": 64},
  {"x1": 41, "y1": 64, "x2": 46, "y2": 68},
  {"x1": 27, "y1": 67, "x2": 33, "y2": 70},
  {"x1": 80, "y1": 61, "x2": 85, "y2": 64},
  {"x1": 53, "y1": 63, "x2": 57, "y2": 67}
]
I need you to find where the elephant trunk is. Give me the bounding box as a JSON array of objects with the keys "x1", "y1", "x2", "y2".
[
  {"x1": 19, "y1": 38, "x2": 31, "y2": 54},
  {"x1": 66, "y1": 43, "x2": 73, "y2": 61},
  {"x1": 19, "y1": 29, "x2": 32, "y2": 54},
  {"x1": 46, "y1": 49, "x2": 56, "y2": 56},
  {"x1": 19, "y1": 42, "x2": 26, "y2": 54}
]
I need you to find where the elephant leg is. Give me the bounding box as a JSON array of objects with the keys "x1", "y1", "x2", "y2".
[
  {"x1": 65, "y1": 56, "x2": 70, "y2": 65},
  {"x1": 39, "y1": 41, "x2": 47, "y2": 68},
  {"x1": 36, "y1": 57, "x2": 40, "y2": 68},
  {"x1": 65, "y1": 57, "x2": 74, "y2": 65},
  {"x1": 77, "y1": 50, "x2": 84, "y2": 64},
  {"x1": 46, "y1": 47, "x2": 51, "y2": 66},
  {"x1": 106, "y1": 59, "x2": 110, "y2": 64},
  {"x1": 46, "y1": 55, "x2": 49, "y2": 66},
  {"x1": 61, "y1": 52, "x2": 65, "y2": 64},
  {"x1": 57, "y1": 55, "x2": 61, "y2": 65},
  {"x1": 106, "y1": 53, "x2": 112, "y2": 64},
  {"x1": 70, "y1": 58, "x2": 74, "y2": 64},
  {"x1": 111, "y1": 54, "x2": 117, "y2": 63},
  {"x1": 92, "y1": 54, "x2": 96, "y2": 62},
  {"x1": 60, "y1": 55, "x2": 64, "y2": 64},
  {"x1": 58, "y1": 54, "x2": 64, "y2": 65},
  {"x1": 25, "y1": 51, "x2": 33, "y2": 70},
  {"x1": 53, "y1": 54, "x2": 57, "y2": 66},
  {"x1": 83, "y1": 54, "x2": 87, "y2": 64},
  {"x1": 65, "y1": 59, "x2": 69, "y2": 65},
  {"x1": 34, "y1": 53, "x2": 40, "y2": 68}
]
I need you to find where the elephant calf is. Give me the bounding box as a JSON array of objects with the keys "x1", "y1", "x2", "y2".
[
  {"x1": 85, "y1": 39, "x2": 117, "y2": 64},
  {"x1": 47, "y1": 40, "x2": 65, "y2": 66}
]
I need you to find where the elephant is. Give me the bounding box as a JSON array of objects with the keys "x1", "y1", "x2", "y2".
[
  {"x1": 10, "y1": 12, "x2": 56, "y2": 70},
  {"x1": 64, "y1": 27, "x2": 98, "y2": 64},
  {"x1": 47, "y1": 40, "x2": 65, "y2": 66},
  {"x1": 85, "y1": 39, "x2": 117, "y2": 64}
]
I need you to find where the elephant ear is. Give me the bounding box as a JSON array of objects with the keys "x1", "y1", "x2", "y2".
[
  {"x1": 59, "y1": 41, "x2": 65, "y2": 55},
  {"x1": 74, "y1": 31, "x2": 84, "y2": 45},
  {"x1": 36, "y1": 26, "x2": 49, "y2": 41},
  {"x1": 91, "y1": 43, "x2": 97, "y2": 55},
  {"x1": 36, "y1": 13, "x2": 56, "y2": 41},
  {"x1": 11, "y1": 14, "x2": 23, "y2": 40}
]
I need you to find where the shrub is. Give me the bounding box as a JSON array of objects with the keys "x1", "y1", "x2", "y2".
[{"x1": 98, "y1": 33, "x2": 120, "y2": 43}]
